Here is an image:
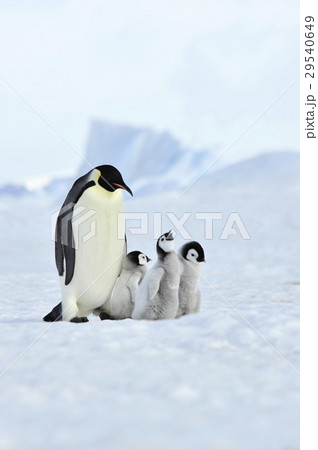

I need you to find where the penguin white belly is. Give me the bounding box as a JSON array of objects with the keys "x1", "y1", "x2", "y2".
[{"x1": 60, "y1": 185, "x2": 125, "y2": 320}]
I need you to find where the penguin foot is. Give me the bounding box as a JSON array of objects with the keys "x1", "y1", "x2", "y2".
[
  {"x1": 43, "y1": 302, "x2": 63, "y2": 322},
  {"x1": 99, "y1": 312, "x2": 114, "y2": 321},
  {"x1": 70, "y1": 317, "x2": 89, "y2": 323}
]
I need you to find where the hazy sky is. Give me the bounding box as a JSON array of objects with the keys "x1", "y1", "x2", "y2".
[{"x1": 0, "y1": 0, "x2": 299, "y2": 184}]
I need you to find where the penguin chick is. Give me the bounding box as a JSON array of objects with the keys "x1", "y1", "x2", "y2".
[
  {"x1": 176, "y1": 241, "x2": 205, "y2": 318},
  {"x1": 132, "y1": 230, "x2": 180, "y2": 320},
  {"x1": 106, "y1": 251, "x2": 151, "y2": 320}
]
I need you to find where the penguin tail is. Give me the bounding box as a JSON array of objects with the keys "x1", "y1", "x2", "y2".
[{"x1": 43, "y1": 302, "x2": 63, "y2": 322}]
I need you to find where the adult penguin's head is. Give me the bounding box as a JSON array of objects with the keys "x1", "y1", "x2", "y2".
[{"x1": 95, "y1": 165, "x2": 133, "y2": 196}]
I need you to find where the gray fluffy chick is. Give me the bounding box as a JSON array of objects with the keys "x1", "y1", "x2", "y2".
[
  {"x1": 176, "y1": 241, "x2": 205, "y2": 318},
  {"x1": 108, "y1": 251, "x2": 150, "y2": 319},
  {"x1": 132, "y1": 230, "x2": 180, "y2": 320}
]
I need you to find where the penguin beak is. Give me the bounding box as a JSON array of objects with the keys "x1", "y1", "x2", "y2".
[
  {"x1": 113, "y1": 183, "x2": 133, "y2": 196},
  {"x1": 198, "y1": 257, "x2": 206, "y2": 263},
  {"x1": 166, "y1": 230, "x2": 175, "y2": 241},
  {"x1": 146, "y1": 256, "x2": 151, "y2": 262}
]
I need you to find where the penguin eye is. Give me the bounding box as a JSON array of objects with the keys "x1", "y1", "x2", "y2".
[
  {"x1": 191, "y1": 253, "x2": 195, "y2": 257},
  {"x1": 161, "y1": 238, "x2": 164, "y2": 241}
]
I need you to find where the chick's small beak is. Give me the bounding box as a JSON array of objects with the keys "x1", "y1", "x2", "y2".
[{"x1": 166, "y1": 230, "x2": 175, "y2": 241}]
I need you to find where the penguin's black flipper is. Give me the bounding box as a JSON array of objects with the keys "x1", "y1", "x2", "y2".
[
  {"x1": 55, "y1": 173, "x2": 95, "y2": 286},
  {"x1": 43, "y1": 302, "x2": 62, "y2": 322}
]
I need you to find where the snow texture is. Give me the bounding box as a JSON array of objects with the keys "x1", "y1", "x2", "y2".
[{"x1": 0, "y1": 142, "x2": 299, "y2": 449}]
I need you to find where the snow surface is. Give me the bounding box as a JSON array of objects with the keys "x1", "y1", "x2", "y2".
[{"x1": 0, "y1": 151, "x2": 299, "y2": 450}]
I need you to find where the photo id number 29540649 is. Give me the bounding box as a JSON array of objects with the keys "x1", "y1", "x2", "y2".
[{"x1": 304, "y1": 16, "x2": 316, "y2": 139}]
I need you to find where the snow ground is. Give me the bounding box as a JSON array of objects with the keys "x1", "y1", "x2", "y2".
[{"x1": 0, "y1": 153, "x2": 299, "y2": 450}]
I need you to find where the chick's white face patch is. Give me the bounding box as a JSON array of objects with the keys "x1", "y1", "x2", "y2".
[
  {"x1": 159, "y1": 236, "x2": 174, "y2": 253},
  {"x1": 186, "y1": 249, "x2": 199, "y2": 263},
  {"x1": 138, "y1": 253, "x2": 148, "y2": 265}
]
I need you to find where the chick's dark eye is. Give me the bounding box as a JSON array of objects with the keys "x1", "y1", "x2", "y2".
[{"x1": 191, "y1": 253, "x2": 195, "y2": 256}]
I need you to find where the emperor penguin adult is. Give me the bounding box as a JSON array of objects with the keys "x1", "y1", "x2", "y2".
[
  {"x1": 176, "y1": 241, "x2": 205, "y2": 318},
  {"x1": 102, "y1": 251, "x2": 151, "y2": 320},
  {"x1": 132, "y1": 230, "x2": 180, "y2": 320},
  {"x1": 43, "y1": 165, "x2": 132, "y2": 322}
]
